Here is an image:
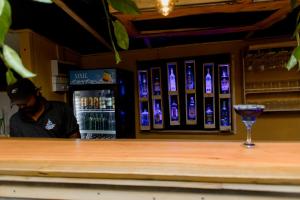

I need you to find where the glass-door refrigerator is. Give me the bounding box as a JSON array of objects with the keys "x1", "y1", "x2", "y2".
[{"x1": 69, "y1": 69, "x2": 135, "y2": 139}]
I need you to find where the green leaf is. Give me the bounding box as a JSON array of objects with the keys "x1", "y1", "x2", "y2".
[
  {"x1": 0, "y1": 0, "x2": 4, "y2": 16},
  {"x1": 114, "y1": 49, "x2": 121, "y2": 64},
  {"x1": 112, "y1": 42, "x2": 121, "y2": 64},
  {"x1": 293, "y1": 45, "x2": 300, "y2": 59},
  {"x1": 291, "y1": 0, "x2": 298, "y2": 9},
  {"x1": 286, "y1": 46, "x2": 300, "y2": 70},
  {"x1": 297, "y1": 9, "x2": 300, "y2": 24},
  {"x1": 293, "y1": 11, "x2": 300, "y2": 38},
  {"x1": 5, "y1": 68, "x2": 17, "y2": 85},
  {"x1": 113, "y1": 20, "x2": 129, "y2": 50},
  {"x1": 286, "y1": 54, "x2": 297, "y2": 71},
  {"x1": 32, "y1": 0, "x2": 52, "y2": 3},
  {"x1": 0, "y1": 0, "x2": 11, "y2": 45},
  {"x1": 293, "y1": 22, "x2": 300, "y2": 38},
  {"x1": 2, "y1": 45, "x2": 36, "y2": 78},
  {"x1": 107, "y1": 0, "x2": 139, "y2": 15}
]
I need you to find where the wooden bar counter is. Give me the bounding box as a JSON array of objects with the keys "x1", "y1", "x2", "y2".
[{"x1": 0, "y1": 138, "x2": 300, "y2": 199}]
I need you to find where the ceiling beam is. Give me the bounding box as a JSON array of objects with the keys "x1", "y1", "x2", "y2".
[
  {"x1": 137, "y1": 25, "x2": 255, "y2": 38},
  {"x1": 132, "y1": 0, "x2": 234, "y2": 10},
  {"x1": 137, "y1": 4, "x2": 292, "y2": 39},
  {"x1": 117, "y1": 17, "x2": 140, "y2": 37},
  {"x1": 113, "y1": 0, "x2": 293, "y2": 21},
  {"x1": 52, "y1": 0, "x2": 113, "y2": 51},
  {"x1": 254, "y1": 6, "x2": 292, "y2": 30},
  {"x1": 246, "y1": 5, "x2": 293, "y2": 38},
  {"x1": 113, "y1": 0, "x2": 299, "y2": 40}
]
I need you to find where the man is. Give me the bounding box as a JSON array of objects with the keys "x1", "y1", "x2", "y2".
[{"x1": 7, "y1": 78, "x2": 80, "y2": 138}]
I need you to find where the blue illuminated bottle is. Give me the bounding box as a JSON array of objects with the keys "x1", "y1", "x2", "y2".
[
  {"x1": 221, "y1": 101, "x2": 229, "y2": 126},
  {"x1": 205, "y1": 68, "x2": 212, "y2": 93},
  {"x1": 155, "y1": 104, "x2": 162, "y2": 124},
  {"x1": 186, "y1": 66, "x2": 194, "y2": 90},
  {"x1": 221, "y1": 70, "x2": 229, "y2": 94},
  {"x1": 205, "y1": 104, "x2": 213, "y2": 124},
  {"x1": 141, "y1": 74, "x2": 148, "y2": 97},
  {"x1": 188, "y1": 96, "x2": 196, "y2": 120},
  {"x1": 169, "y1": 68, "x2": 176, "y2": 91},
  {"x1": 141, "y1": 109, "x2": 149, "y2": 126},
  {"x1": 171, "y1": 100, "x2": 178, "y2": 121},
  {"x1": 154, "y1": 75, "x2": 160, "y2": 95}
]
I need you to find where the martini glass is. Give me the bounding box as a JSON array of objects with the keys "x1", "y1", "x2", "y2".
[{"x1": 233, "y1": 104, "x2": 265, "y2": 148}]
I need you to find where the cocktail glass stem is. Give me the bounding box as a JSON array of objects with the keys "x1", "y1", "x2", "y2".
[
  {"x1": 246, "y1": 127, "x2": 252, "y2": 144},
  {"x1": 242, "y1": 118, "x2": 255, "y2": 147}
]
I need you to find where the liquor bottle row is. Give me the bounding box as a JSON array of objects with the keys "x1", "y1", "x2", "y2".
[
  {"x1": 204, "y1": 100, "x2": 230, "y2": 125},
  {"x1": 77, "y1": 91, "x2": 115, "y2": 110},
  {"x1": 140, "y1": 98, "x2": 231, "y2": 127},
  {"x1": 138, "y1": 61, "x2": 231, "y2": 131},
  {"x1": 204, "y1": 64, "x2": 230, "y2": 94},
  {"x1": 78, "y1": 112, "x2": 116, "y2": 131},
  {"x1": 141, "y1": 96, "x2": 193, "y2": 126},
  {"x1": 139, "y1": 64, "x2": 230, "y2": 98}
]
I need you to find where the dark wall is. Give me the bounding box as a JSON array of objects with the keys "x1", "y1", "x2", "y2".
[{"x1": 0, "y1": 60, "x2": 7, "y2": 91}]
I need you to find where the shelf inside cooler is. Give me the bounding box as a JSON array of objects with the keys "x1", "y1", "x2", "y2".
[{"x1": 80, "y1": 130, "x2": 116, "y2": 134}]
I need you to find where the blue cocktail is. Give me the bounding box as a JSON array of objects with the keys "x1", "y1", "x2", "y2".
[{"x1": 233, "y1": 104, "x2": 265, "y2": 148}]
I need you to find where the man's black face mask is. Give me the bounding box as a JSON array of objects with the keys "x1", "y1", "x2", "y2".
[{"x1": 19, "y1": 96, "x2": 43, "y2": 118}]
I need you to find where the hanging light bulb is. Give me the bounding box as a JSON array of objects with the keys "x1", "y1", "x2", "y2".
[{"x1": 156, "y1": 0, "x2": 175, "y2": 16}]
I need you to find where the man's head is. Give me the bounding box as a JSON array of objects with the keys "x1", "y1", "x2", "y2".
[{"x1": 7, "y1": 79, "x2": 43, "y2": 117}]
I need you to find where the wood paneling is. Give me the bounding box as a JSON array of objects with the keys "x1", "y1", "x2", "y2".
[
  {"x1": 18, "y1": 30, "x2": 80, "y2": 102},
  {"x1": 81, "y1": 38, "x2": 300, "y2": 140}
]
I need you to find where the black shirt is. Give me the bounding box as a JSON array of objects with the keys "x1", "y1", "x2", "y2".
[{"x1": 9, "y1": 101, "x2": 79, "y2": 138}]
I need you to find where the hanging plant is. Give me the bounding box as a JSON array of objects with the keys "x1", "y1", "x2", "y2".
[
  {"x1": 286, "y1": 0, "x2": 300, "y2": 70},
  {"x1": 103, "y1": 0, "x2": 139, "y2": 63},
  {"x1": 0, "y1": 0, "x2": 139, "y2": 85}
]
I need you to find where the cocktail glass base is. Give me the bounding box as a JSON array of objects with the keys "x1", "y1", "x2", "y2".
[{"x1": 244, "y1": 142, "x2": 255, "y2": 148}]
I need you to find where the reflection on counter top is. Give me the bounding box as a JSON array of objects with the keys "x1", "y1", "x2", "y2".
[
  {"x1": 0, "y1": 138, "x2": 300, "y2": 185},
  {"x1": 1, "y1": 138, "x2": 300, "y2": 199}
]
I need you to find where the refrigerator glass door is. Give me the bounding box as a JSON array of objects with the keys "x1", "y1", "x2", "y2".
[{"x1": 73, "y1": 90, "x2": 115, "y2": 139}]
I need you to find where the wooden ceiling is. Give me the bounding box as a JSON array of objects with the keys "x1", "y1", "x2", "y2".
[
  {"x1": 111, "y1": 0, "x2": 297, "y2": 39},
  {"x1": 9, "y1": 0, "x2": 300, "y2": 54}
]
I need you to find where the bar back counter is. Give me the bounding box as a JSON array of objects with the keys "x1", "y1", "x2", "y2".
[{"x1": 0, "y1": 139, "x2": 299, "y2": 199}]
